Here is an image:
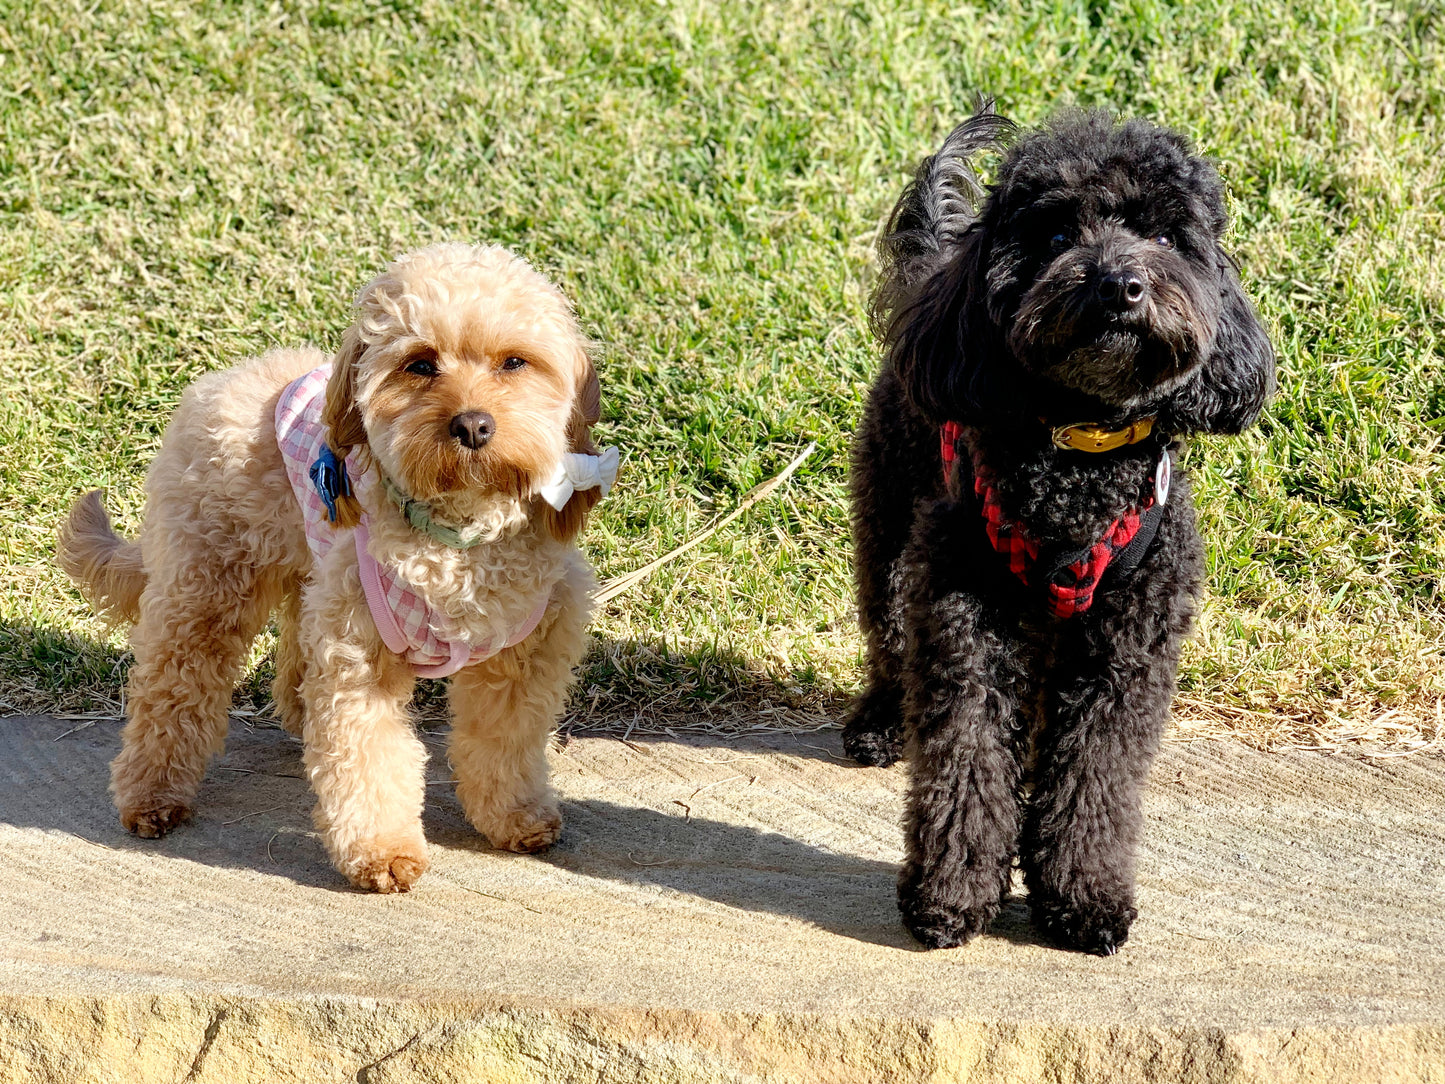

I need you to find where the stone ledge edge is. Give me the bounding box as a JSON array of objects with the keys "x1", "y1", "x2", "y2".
[{"x1": 2, "y1": 993, "x2": 1442, "y2": 1084}]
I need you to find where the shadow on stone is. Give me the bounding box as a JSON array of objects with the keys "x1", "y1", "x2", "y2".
[
  {"x1": 536, "y1": 798, "x2": 1051, "y2": 951},
  {"x1": 545, "y1": 795, "x2": 920, "y2": 949},
  {"x1": 1, "y1": 711, "x2": 930, "y2": 944},
  {"x1": 0, "y1": 606, "x2": 1063, "y2": 951},
  {"x1": 0, "y1": 711, "x2": 342, "y2": 888},
  {"x1": 1, "y1": 696, "x2": 1055, "y2": 950}
]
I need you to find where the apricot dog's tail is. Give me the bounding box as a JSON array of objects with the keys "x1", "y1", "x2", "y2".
[{"x1": 57, "y1": 490, "x2": 146, "y2": 626}]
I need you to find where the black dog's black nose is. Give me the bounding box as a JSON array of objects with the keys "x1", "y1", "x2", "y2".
[
  {"x1": 450, "y1": 411, "x2": 494, "y2": 449},
  {"x1": 1097, "y1": 269, "x2": 1146, "y2": 309}
]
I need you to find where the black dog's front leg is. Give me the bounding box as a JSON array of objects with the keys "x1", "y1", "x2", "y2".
[
  {"x1": 1023, "y1": 580, "x2": 1193, "y2": 955},
  {"x1": 897, "y1": 568, "x2": 1030, "y2": 949},
  {"x1": 844, "y1": 370, "x2": 941, "y2": 768}
]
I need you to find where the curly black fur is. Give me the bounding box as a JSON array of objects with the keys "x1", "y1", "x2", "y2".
[{"x1": 846, "y1": 102, "x2": 1274, "y2": 954}]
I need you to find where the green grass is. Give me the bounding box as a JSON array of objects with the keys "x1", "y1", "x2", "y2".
[{"x1": 1, "y1": 0, "x2": 1441, "y2": 747}]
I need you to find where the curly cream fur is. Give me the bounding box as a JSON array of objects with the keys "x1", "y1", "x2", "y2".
[{"x1": 57, "y1": 244, "x2": 602, "y2": 892}]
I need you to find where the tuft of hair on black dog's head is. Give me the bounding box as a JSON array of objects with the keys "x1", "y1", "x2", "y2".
[{"x1": 873, "y1": 101, "x2": 1275, "y2": 434}]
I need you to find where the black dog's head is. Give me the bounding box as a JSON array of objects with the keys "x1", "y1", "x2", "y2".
[{"x1": 875, "y1": 104, "x2": 1274, "y2": 433}]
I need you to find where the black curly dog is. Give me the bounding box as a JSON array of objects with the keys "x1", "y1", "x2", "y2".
[{"x1": 845, "y1": 103, "x2": 1274, "y2": 955}]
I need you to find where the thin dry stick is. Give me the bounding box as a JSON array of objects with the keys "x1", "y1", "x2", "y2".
[
  {"x1": 445, "y1": 881, "x2": 545, "y2": 916},
  {"x1": 627, "y1": 853, "x2": 674, "y2": 867},
  {"x1": 221, "y1": 806, "x2": 282, "y2": 826},
  {"x1": 689, "y1": 774, "x2": 746, "y2": 798},
  {"x1": 51, "y1": 720, "x2": 98, "y2": 742},
  {"x1": 595, "y1": 442, "x2": 816, "y2": 606}
]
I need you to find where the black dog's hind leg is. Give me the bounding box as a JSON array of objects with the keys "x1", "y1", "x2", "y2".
[
  {"x1": 844, "y1": 370, "x2": 936, "y2": 767},
  {"x1": 896, "y1": 525, "x2": 1032, "y2": 948},
  {"x1": 1022, "y1": 555, "x2": 1196, "y2": 956}
]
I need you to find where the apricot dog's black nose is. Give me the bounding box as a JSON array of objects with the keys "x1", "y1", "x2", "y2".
[
  {"x1": 450, "y1": 411, "x2": 494, "y2": 449},
  {"x1": 1098, "y1": 269, "x2": 1147, "y2": 310}
]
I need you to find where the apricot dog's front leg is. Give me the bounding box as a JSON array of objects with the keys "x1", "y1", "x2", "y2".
[
  {"x1": 448, "y1": 560, "x2": 593, "y2": 853},
  {"x1": 299, "y1": 565, "x2": 426, "y2": 892}
]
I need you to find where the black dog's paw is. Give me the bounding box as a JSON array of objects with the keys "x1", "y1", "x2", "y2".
[
  {"x1": 898, "y1": 879, "x2": 998, "y2": 949},
  {"x1": 842, "y1": 724, "x2": 904, "y2": 768},
  {"x1": 1031, "y1": 895, "x2": 1138, "y2": 956},
  {"x1": 902, "y1": 907, "x2": 990, "y2": 950},
  {"x1": 841, "y1": 688, "x2": 905, "y2": 767}
]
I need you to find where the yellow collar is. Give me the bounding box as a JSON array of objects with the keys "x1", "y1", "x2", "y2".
[{"x1": 1049, "y1": 416, "x2": 1156, "y2": 453}]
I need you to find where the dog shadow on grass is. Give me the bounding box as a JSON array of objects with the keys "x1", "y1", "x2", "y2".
[{"x1": 0, "y1": 626, "x2": 1048, "y2": 949}]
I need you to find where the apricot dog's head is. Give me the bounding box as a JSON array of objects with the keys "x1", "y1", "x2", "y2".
[{"x1": 321, "y1": 243, "x2": 600, "y2": 541}]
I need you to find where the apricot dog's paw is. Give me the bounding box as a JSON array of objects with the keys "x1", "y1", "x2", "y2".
[
  {"x1": 120, "y1": 802, "x2": 193, "y2": 839},
  {"x1": 487, "y1": 803, "x2": 562, "y2": 854},
  {"x1": 342, "y1": 838, "x2": 430, "y2": 893}
]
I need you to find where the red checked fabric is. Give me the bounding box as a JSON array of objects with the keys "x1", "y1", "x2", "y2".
[{"x1": 939, "y1": 421, "x2": 1153, "y2": 619}]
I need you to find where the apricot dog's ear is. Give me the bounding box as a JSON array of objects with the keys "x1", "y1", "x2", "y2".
[
  {"x1": 569, "y1": 348, "x2": 602, "y2": 452},
  {"x1": 320, "y1": 324, "x2": 368, "y2": 529},
  {"x1": 541, "y1": 345, "x2": 605, "y2": 544}
]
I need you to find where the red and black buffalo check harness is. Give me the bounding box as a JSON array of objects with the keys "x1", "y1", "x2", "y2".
[{"x1": 939, "y1": 421, "x2": 1171, "y2": 619}]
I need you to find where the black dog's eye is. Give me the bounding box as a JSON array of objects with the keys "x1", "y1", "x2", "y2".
[
  {"x1": 501, "y1": 356, "x2": 528, "y2": 372},
  {"x1": 1153, "y1": 234, "x2": 1174, "y2": 249},
  {"x1": 1049, "y1": 232, "x2": 1072, "y2": 253},
  {"x1": 405, "y1": 354, "x2": 439, "y2": 377}
]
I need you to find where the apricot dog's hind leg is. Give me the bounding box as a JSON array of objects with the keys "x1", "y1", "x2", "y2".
[
  {"x1": 270, "y1": 584, "x2": 306, "y2": 737},
  {"x1": 112, "y1": 566, "x2": 283, "y2": 837}
]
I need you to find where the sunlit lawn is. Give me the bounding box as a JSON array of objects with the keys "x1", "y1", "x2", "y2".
[{"x1": 2, "y1": 0, "x2": 1441, "y2": 748}]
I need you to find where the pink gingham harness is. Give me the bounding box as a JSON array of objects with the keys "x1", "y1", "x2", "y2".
[{"x1": 275, "y1": 364, "x2": 549, "y2": 678}]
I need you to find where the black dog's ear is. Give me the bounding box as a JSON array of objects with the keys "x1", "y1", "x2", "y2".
[
  {"x1": 871, "y1": 103, "x2": 1017, "y2": 423},
  {"x1": 1161, "y1": 258, "x2": 1276, "y2": 434},
  {"x1": 878, "y1": 227, "x2": 1001, "y2": 422}
]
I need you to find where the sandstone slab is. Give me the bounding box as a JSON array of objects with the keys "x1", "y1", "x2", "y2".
[{"x1": 1, "y1": 714, "x2": 1442, "y2": 1082}]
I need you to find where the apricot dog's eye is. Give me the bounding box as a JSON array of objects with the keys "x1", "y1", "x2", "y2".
[
  {"x1": 501, "y1": 356, "x2": 528, "y2": 372},
  {"x1": 405, "y1": 355, "x2": 439, "y2": 377}
]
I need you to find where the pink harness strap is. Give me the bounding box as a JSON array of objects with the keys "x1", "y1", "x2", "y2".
[
  {"x1": 353, "y1": 520, "x2": 550, "y2": 677},
  {"x1": 276, "y1": 364, "x2": 550, "y2": 677}
]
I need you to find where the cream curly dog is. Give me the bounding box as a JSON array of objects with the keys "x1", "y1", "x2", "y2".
[{"x1": 59, "y1": 243, "x2": 614, "y2": 892}]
